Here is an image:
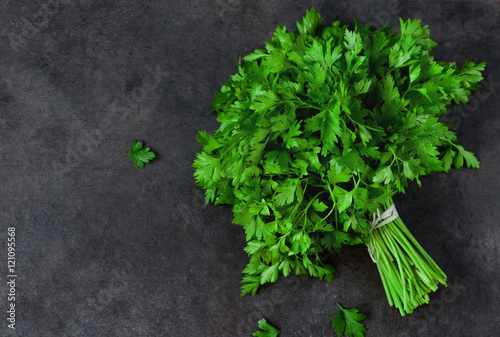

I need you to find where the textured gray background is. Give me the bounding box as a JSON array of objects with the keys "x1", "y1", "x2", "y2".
[{"x1": 0, "y1": 0, "x2": 499, "y2": 336}]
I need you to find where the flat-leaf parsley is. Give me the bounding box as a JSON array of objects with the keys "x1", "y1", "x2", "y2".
[
  {"x1": 125, "y1": 140, "x2": 156, "y2": 168},
  {"x1": 193, "y1": 8, "x2": 484, "y2": 316},
  {"x1": 253, "y1": 318, "x2": 280, "y2": 337},
  {"x1": 332, "y1": 303, "x2": 367, "y2": 337}
]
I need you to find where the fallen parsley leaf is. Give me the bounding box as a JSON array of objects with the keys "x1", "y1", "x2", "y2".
[
  {"x1": 253, "y1": 318, "x2": 280, "y2": 337},
  {"x1": 332, "y1": 303, "x2": 367, "y2": 337},
  {"x1": 124, "y1": 140, "x2": 156, "y2": 168}
]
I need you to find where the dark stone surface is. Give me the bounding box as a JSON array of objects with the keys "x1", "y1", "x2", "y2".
[{"x1": 0, "y1": 0, "x2": 498, "y2": 336}]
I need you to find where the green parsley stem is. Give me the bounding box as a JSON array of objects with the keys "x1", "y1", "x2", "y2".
[{"x1": 366, "y1": 197, "x2": 447, "y2": 315}]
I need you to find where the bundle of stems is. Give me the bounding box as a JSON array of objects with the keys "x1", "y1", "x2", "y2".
[{"x1": 367, "y1": 197, "x2": 447, "y2": 316}]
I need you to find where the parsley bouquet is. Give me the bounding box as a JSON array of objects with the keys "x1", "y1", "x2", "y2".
[{"x1": 193, "y1": 8, "x2": 484, "y2": 316}]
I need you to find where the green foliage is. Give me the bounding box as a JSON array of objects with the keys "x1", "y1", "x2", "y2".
[
  {"x1": 332, "y1": 303, "x2": 367, "y2": 337},
  {"x1": 193, "y1": 7, "x2": 484, "y2": 298},
  {"x1": 253, "y1": 318, "x2": 280, "y2": 337},
  {"x1": 124, "y1": 141, "x2": 156, "y2": 168}
]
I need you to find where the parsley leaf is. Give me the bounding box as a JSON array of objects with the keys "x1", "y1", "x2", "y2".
[
  {"x1": 193, "y1": 152, "x2": 223, "y2": 186},
  {"x1": 296, "y1": 8, "x2": 323, "y2": 36},
  {"x1": 253, "y1": 318, "x2": 280, "y2": 337},
  {"x1": 196, "y1": 130, "x2": 222, "y2": 153},
  {"x1": 454, "y1": 145, "x2": 480, "y2": 169},
  {"x1": 124, "y1": 141, "x2": 156, "y2": 168},
  {"x1": 332, "y1": 303, "x2": 367, "y2": 337}
]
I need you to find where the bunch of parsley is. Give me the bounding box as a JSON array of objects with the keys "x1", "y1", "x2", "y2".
[{"x1": 193, "y1": 8, "x2": 484, "y2": 316}]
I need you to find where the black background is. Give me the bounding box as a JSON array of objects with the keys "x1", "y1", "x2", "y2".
[{"x1": 0, "y1": 0, "x2": 499, "y2": 336}]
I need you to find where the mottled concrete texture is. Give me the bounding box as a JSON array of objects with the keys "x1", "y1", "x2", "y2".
[{"x1": 0, "y1": 0, "x2": 498, "y2": 336}]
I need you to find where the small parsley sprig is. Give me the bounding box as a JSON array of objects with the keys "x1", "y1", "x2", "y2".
[
  {"x1": 193, "y1": 8, "x2": 484, "y2": 315},
  {"x1": 125, "y1": 140, "x2": 156, "y2": 168},
  {"x1": 332, "y1": 303, "x2": 367, "y2": 337},
  {"x1": 253, "y1": 318, "x2": 280, "y2": 337}
]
